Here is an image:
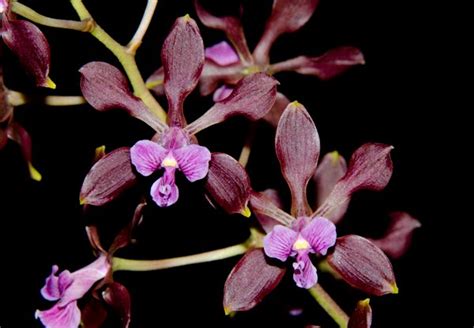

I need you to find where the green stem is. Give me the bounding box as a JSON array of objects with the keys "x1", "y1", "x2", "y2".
[
  {"x1": 69, "y1": 0, "x2": 166, "y2": 121},
  {"x1": 238, "y1": 122, "x2": 257, "y2": 168},
  {"x1": 309, "y1": 284, "x2": 349, "y2": 328},
  {"x1": 127, "y1": 0, "x2": 158, "y2": 55},
  {"x1": 113, "y1": 242, "x2": 249, "y2": 272},
  {"x1": 11, "y1": 2, "x2": 93, "y2": 31}
]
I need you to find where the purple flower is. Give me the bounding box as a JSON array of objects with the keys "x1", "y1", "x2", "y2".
[
  {"x1": 130, "y1": 128, "x2": 211, "y2": 207},
  {"x1": 79, "y1": 16, "x2": 278, "y2": 208},
  {"x1": 1, "y1": 0, "x2": 55, "y2": 88},
  {"x1": 264, "y1": 216, "x2": 336, "y2": 288},
  {"x1": 147, "y1": 0, "x2": 364, "y2": 125},
  {"x1": 35, "y1": 256, "x2": 110, "y2": 328}
]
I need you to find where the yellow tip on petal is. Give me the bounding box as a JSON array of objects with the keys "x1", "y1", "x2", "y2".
[
  {"x1": 28, "y1": 162, "x2": 42, "y2": 181},
  {"x1": 360, "y1": 298, "x2": 370, "y2": 306},
  {"x1": 145, "y1": 79, "x2": 163, "y2": 89},
  {"x1": 290, "y1": 100, "x2": 301, "y2": 107},
  {"x1": 240, "y1": 205, "x2": 251, "y2": 218},
  {"x1": 79, "y1": 197, "x2": 87, "y2": 205},
  {"x1": 43, "y1": 77, "x2": 56, "y2": 89},
  {"x1": 183, "y1": 14, "x2": 191, "y2": 21},
  {"x1": 224, "y1": 307, "x2": 235, "y2": 317},
  {"x1": 95, "y1": 145, "x2": 106, "y2": 161},
  {"x1": 391, "y1": 283, "x2": 399, "y2": 294},
  {"x1": 329, "y1": 150, "x2": 340, "y2": 165}
]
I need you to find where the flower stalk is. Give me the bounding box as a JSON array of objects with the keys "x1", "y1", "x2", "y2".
[
  {"x1": 309, "y1": 284, "x2": 349, "y2": 328},
  {"x1": 127, "y1": 0, "x2": 159, "y2": 55}
]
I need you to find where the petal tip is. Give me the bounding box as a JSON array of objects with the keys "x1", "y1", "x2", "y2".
[
  {"x1": 361, "y1": 298, "x2": 370, "y2": 306},
  {"x1": 42, "y1": 77, "x2": 56, "y2": 89},
  {"x1": 391, "y1": 282, "x2": 399, "y2": 294},
  {"x1": 183, "y1": 14, "x2": 192, "y2": 22},
  {"x1": 28, "y1": 162, "x2": 42, "y2": 181},
  {"x1": 240, "y1": 205, "x2": 251, "y2": 218}
]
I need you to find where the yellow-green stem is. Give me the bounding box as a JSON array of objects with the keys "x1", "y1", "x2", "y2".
[
  {"x1": 12, "y1": 2, "x2": 92, "y2": 31},
  {"x1": 69, "y1": 0, "x2": 166, "y2": 121},
  {"x1": 309, "y1": 284, "x2": 349, "y2": 328},
  {"x1": 7, "y1": 90, "x2": 86, "y2": 106},
  {"x1": 113, "y1": 242, "x2": 249, "y2": 272},
  {"x1": 127, "y1": 0, "x2": 158, "y2": 55},
  {"x1": 238, "y1": 122, "x2": 257, "y2": 168}
]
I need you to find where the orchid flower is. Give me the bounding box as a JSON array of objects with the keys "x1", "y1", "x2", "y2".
[
  {"x1": 36, "y1": 256, "x2": 110, "y2": 328},
  {"x1": 0, "y1": 63, "x2": 41, "y2": 180},
  {"x1": 147, "y1": 0, "x2": 364, "y2": 125},
  {"x1": 0, "y1": 0, "x2": 55, "y2": 88},
  {"x1": 223, "y1": 101, "x2": 398, "y2": 313},
  {"x1": 79, "y1": 16, "x2": 277, "y2": 208}
]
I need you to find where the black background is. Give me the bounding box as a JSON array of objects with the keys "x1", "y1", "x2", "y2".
[{"x1": 1, "y1": 0, "x2": 467, "y2": 327}]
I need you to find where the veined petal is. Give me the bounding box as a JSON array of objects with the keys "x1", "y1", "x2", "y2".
[
  {"x1": 205, "y1": 41, "x2": 240, "y2": 66},
  {"x1": 59, "y1": 256, "x2": 110, "y2": 306},
  {"x1": 79, "y1": 62, "x2": 166, "y2": 133},
  {"x1": 313, "y1": 143, "x2": 393, "y2": 219},
  {"x1": 253, "y1": 189, "x2": 284, "y2": 233},
  {"x1": 162, "y1": 15, "x2": 204, "y2": 127},
  {"x1": 186, "y1": 73, "x2": 278, "y2": 135},
  {"x1": 80, "y1": 147, "x2": 137, "y2": 206},
  {"x1": 370, "y1": 211, "x2": 421, "y2": 259},
  {"x1": 204, "y1": 153, "x2": 251, "y2": 215},
  {"x1": 223, "y1": 248, "x2": 286, "y2": 313},
  {"x1": 174, "y1": 144, "x2": 211, "y2": 182},
  {"x1": 270, "y1": 47, "x2": 365, "y2": 80},
  {"x1": 194, "y1": 0, "x2": 252, "y2": 64},
  {"x1": 348, "y1": 299, "x2": 372, "y2": 328},
  {"x1": 36, "y1": 302, "x2": 81, "y2": 328},
  {"x1": 150, "y1": 168, "x2": 179, "y2": 207},
  {"x1": 213, "y1": 85, "x2": 234, "y2": 102},
  {"x1": 40, "y1": 266, "x2": 73, "y2": 301},
  {"x1": 2, "y1": 18, "x2": 54, "y2": 88},
  {"x1": 130, "y1": 140, "x2": 167, "y2": 177},
  {"x1": 312, "y1": 151, "x2": 348, "y2": 223},
  {"x1": 292, "y1": 253, "x2": 318, "y2": 288},
  {"x1": 263, "y1": 225, "x2": 298, "y2": 261},
  {"x1": 300, "y1": 217, "x2": 337, "y2": 255},
  {"x1": 253, "y1": 0, "x2": 320, "y2": 64},
  {"x1": 276, "y1": 101, "x2": 320, "y2": 217},
  {"x1": 327, "y1": 235, "x2": 398, "y2": 296}
]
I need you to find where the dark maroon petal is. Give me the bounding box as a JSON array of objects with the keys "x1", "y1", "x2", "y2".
[
  {"x1": 370, "y1": 212, "x2": 421, "y2": 259},
  {"x1": 270, "y1": 47, "x2": 365, "y2": 80},
  {"x1": 204, "y1": 153, "x2": 251, "y2": 216},
  {"x1": 314, "y1": 143, "x2": 393, "y2": 219},
  {"x1": 199, "y1": 60, "x2": 245, "y2": 96},
  {"x1": 6, "y1": 122, "x2": 42, "y2": 181},
  {"x1": 108, "y1": 202, "x2": 146, "y2": 255},
  {"x1": 162, "y1": 15, "x2": 204, "y2": 127},
  {"x1": 348, "y1": 299, "x2": 372, "y2": 328},
  {"x1": 249, "y1": 191, "x2": 294, "y2": 227},
  {"x1": 79, "y1": 62, "x2": 166, "y2": 133},
  {"x1": 253, "y1": 189, "x2": 285, "y2": 233},
  {"x1": 223, "y1": 248, "x2": 286, "y2": 313},
  {"x1": 253, "y1": 0, "x2": 320, "y2": 64},
  {"x1": 275, "y1": 101, "x2": 319, "y2": 217},
  {"x1": 102, "y1": 282, "x2": 131, "y2": 328},
  {"x1": 327, "y1": 235, "x2": 398, "y2": 296},
  {"x1": 80, "y1": 147, "x2": 137, "y2": 206},
  {"x1": 262, "y1": 92, "x2": 290, "y2": 128},
  {"x1": 81, "y1": 298, "x2": 108, "y2": 328},
  {"x1": 186, "y1": 73, "x2": 278, "y2": 135},
  {"x1": 312, "y1": 151, "x2": 348, "y2": 223},
  {"x1": 146, "y1": 66, "x2": 165, "y2": 96},
  {"x1": 2, "y1": 18, "x2": 55, "y2": 88},
  {"x1": 194, "y1": 0, "x2": 252, "y2": 64}
]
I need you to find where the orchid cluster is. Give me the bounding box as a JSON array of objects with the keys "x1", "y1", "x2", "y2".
[{"x1": 0, "y1": 0, "x2": 421, "y2": 327}]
